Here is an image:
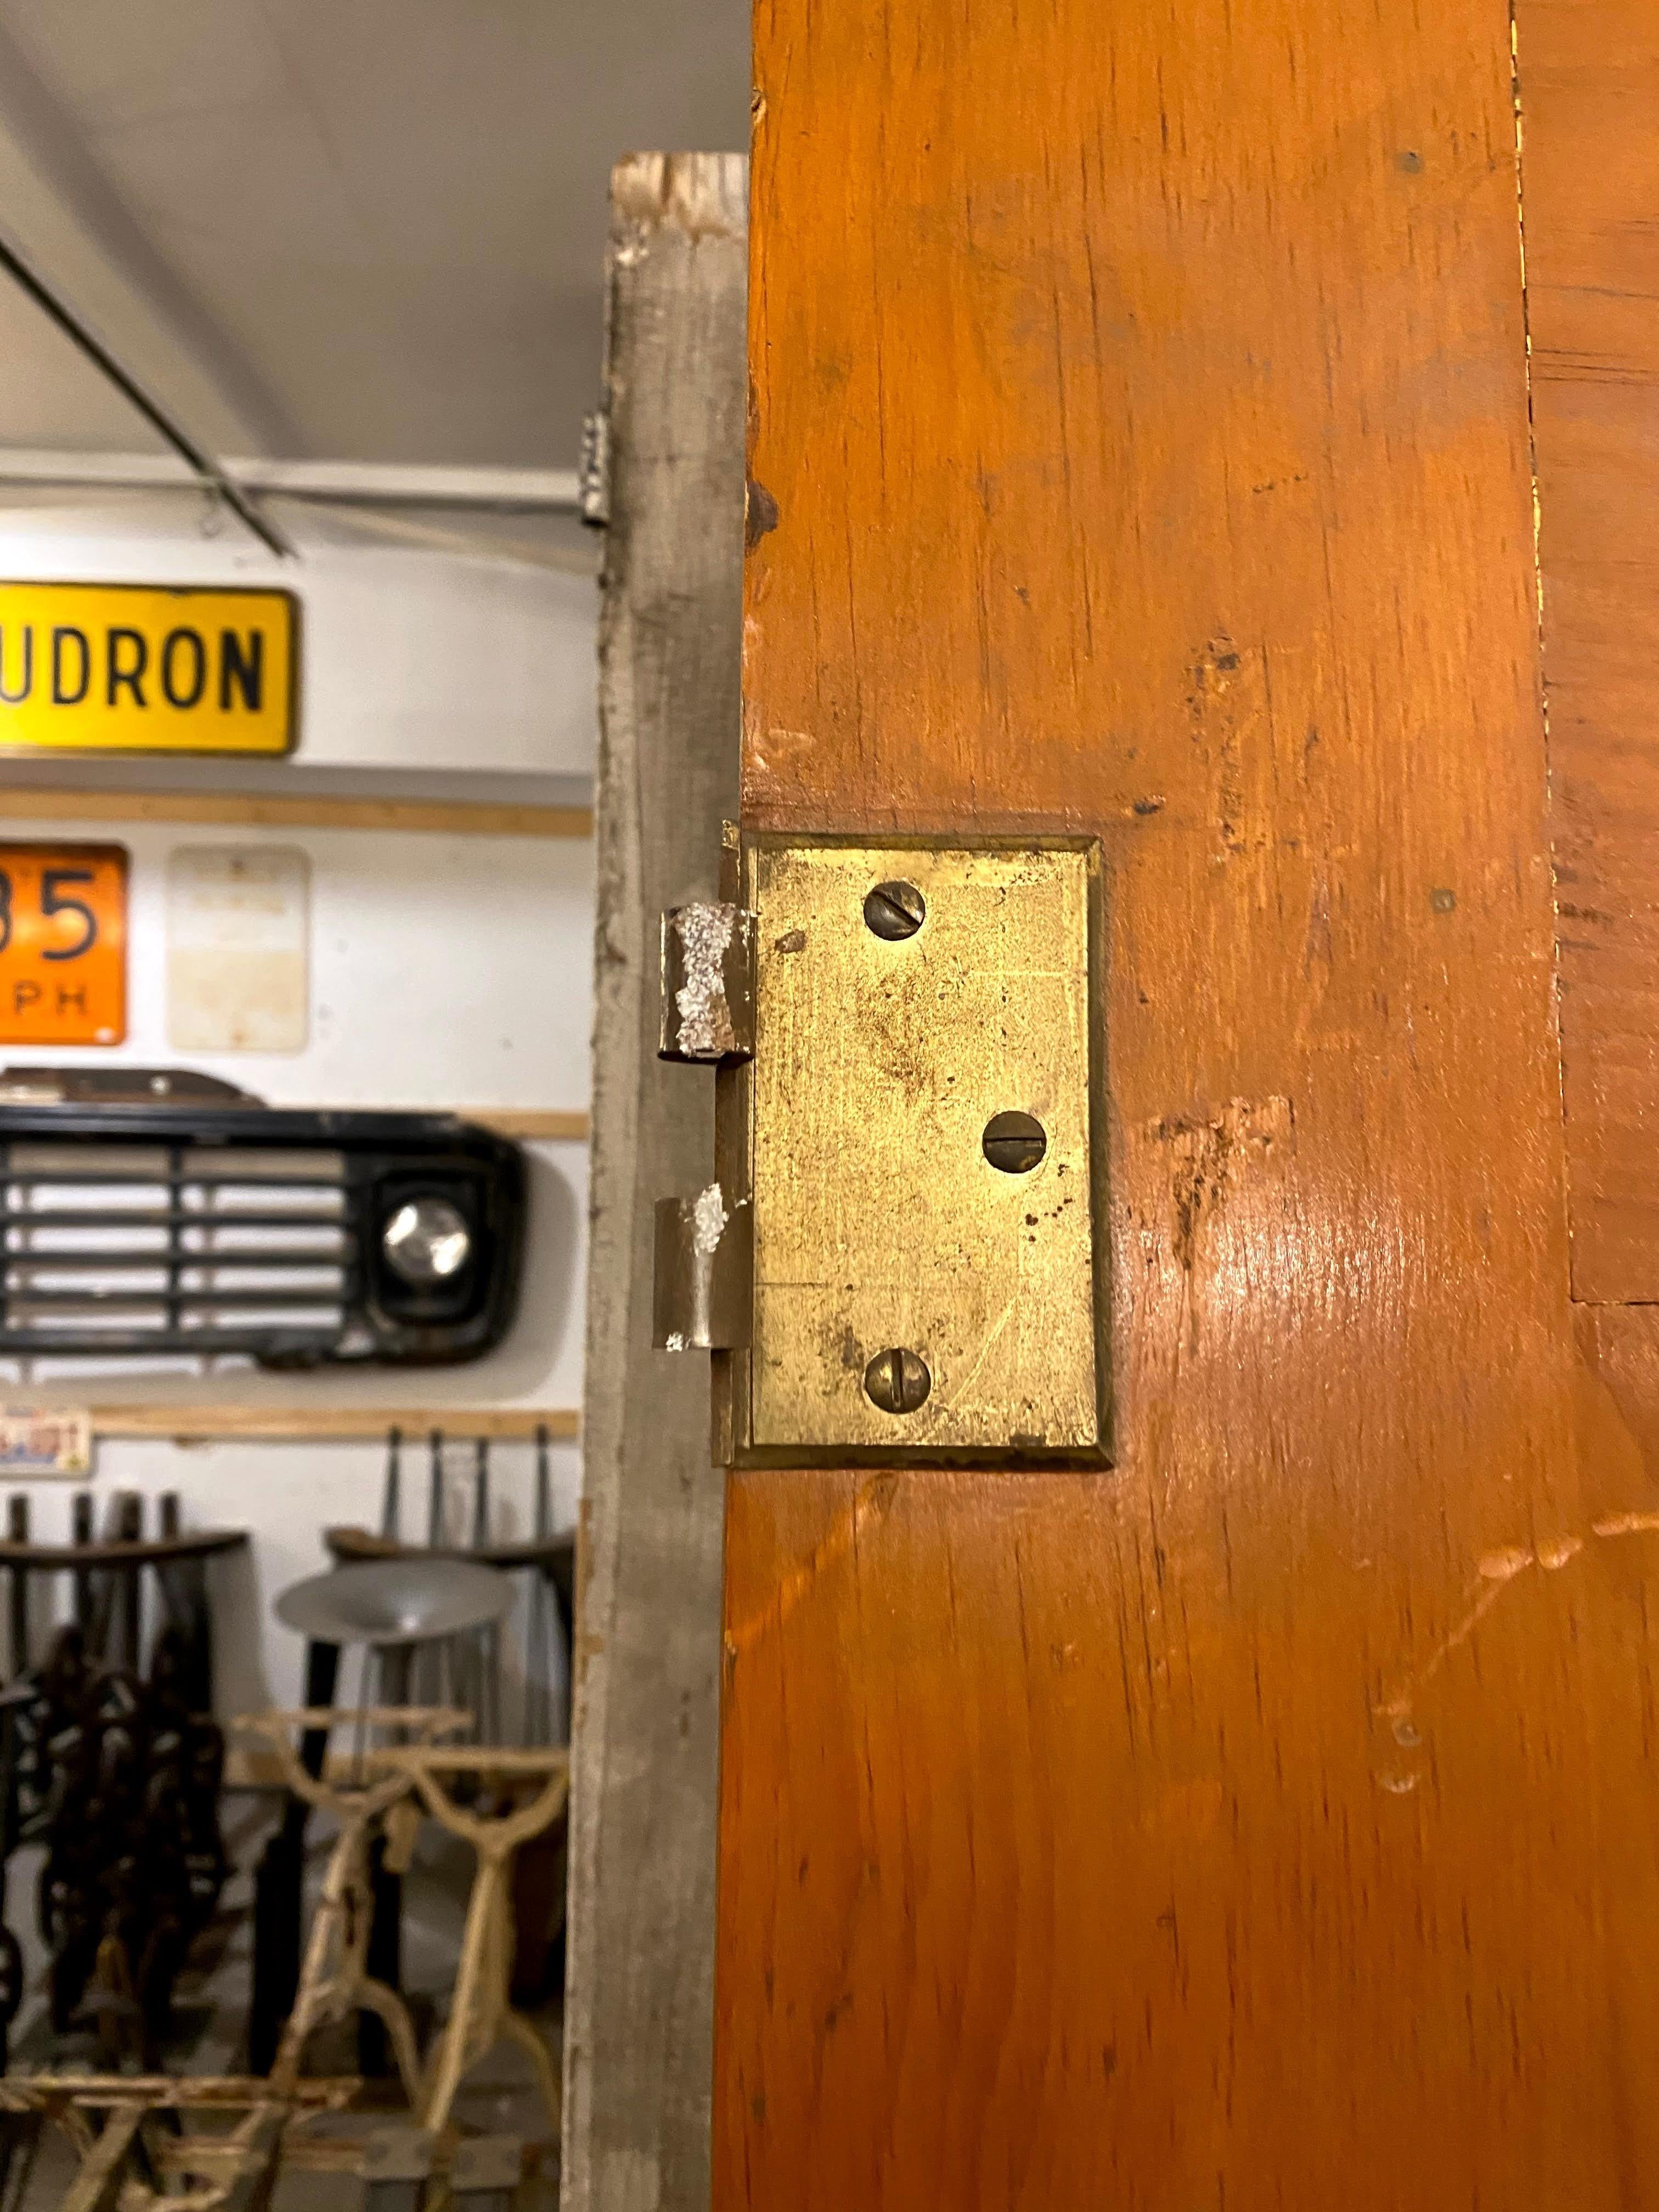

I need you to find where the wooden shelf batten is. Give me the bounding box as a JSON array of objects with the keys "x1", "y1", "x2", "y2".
[
  {"x1": 0, "y1": 788, "x2": 593, "y2": 840},
  {"x1": 37, "y1": 1405, "x2": 583, "y2": 1445}
]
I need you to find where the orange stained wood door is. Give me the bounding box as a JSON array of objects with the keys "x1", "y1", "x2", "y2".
[{"x1": 715, "y1": 0, "x2": 1659, "y2": 2207}]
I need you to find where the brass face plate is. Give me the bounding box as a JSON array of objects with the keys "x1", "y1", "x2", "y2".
[{"x1": 736, "y1": 839, "x2": 1105, "y2": 1459}]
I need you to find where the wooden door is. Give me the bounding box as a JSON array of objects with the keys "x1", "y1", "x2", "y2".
[{"x1": 713, "y1": 0, "x2": 1659, "y2": 2204}]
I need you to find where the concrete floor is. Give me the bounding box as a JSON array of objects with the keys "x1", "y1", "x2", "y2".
[{"x1": 1, "y1": 1788, "x2": 563, "y2": 2208}]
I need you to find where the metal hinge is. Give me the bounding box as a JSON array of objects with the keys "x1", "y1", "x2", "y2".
[
  {"x1": 651, "y1": 895, "x2": 755, "y2": 1356},
  {"x1": 658, "y1": 901, "x2": 755, "y2": 1062},
  {"x1": 653, "y1": 833, "x2": 1109, "y2": 1466},
  {"x1": 578, "y1": 407, "x2": 611, "y2": 527},
  {"x1": 652, "y1": 1185, "x2": 751, "y2": 1351}
]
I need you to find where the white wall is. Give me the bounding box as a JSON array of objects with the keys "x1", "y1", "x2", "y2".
[
  {"x1": 0, "y1": 494, "x2": 597, "y2": 777},
  {"x1": 0, "y1": 503, "x2": 598, "y2": 1716},
  {"x1": 1, "y1": 815, "x2": 596, "y2": 1114}
]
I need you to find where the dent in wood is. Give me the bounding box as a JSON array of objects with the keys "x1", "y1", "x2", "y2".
[{"x1": 1146, "y1": 1096, "x2": 1295, "y2": 1278}]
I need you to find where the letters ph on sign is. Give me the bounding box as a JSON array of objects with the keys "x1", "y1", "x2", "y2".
[
  {"x1": 0, "y1": 845, "x2": 127, "y2": 1046},
  {"x1": 0, "y1": 583, "x2": 296, "y2": 754}
]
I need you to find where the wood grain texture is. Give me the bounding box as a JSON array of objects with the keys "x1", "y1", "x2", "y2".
[
  {"x1": 718, "y1": 1, "x2": 1659, "y2": 2203},
  {"x1": 1519, "y1": 0, "x2": 1659, "y2": 1299},
  {"x1": 1577, "y1": 1304, "x2": 1659, "y2": 1474},
  {"x1": 563, "y1": 153, "x2": 747, "y2": 2212}
]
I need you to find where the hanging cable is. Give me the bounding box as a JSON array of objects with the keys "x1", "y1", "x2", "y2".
[{"x1": 0, "y1": 229, "x2": 294, "y2": 558}]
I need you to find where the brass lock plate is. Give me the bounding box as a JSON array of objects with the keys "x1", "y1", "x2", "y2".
[{"x1": 723, "y1": 838, "x2": 1107, "y2": 1462}]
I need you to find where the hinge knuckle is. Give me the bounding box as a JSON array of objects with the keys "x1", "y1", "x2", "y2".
[
  {"x1": 658, "y1": 901, "x2": 755, "y2": 1063},
  {"x1": 652, "y1": 1188, "x2": 752, "y2": 1351}
]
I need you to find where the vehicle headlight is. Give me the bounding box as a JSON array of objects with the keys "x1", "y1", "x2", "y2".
[{"x1": 381, "y1": 1195, "x2": 472, "y2": 1285}]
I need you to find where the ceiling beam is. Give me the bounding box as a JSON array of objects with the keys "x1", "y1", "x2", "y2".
[{"x1": 0, "y1": 449, "x2": 582, "y2": 510}]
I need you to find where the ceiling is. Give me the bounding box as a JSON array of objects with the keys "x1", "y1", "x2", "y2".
[{"x1": 0, "y1": 0, "x2": 752, "y2": 470}]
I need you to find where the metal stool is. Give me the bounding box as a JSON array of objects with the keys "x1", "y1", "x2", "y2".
[{"x1": 249, "y1": 1558, "x2": 514, "y2": 2082}]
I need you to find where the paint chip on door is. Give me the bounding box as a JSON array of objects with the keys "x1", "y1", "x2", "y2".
[{"x1": 167, "y1": 845, "x2": 309, "y2": 1053}]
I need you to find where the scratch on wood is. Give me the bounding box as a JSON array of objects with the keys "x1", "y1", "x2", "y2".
[
  {"x1": 1381, "y1": 1516, "x2": 1656, "y2": 1747},
  {"x1": 745, "y1": 719, "x2": 817, "y2": 785}
]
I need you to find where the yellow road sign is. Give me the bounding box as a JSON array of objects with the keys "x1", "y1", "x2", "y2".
[{"x1": 0, "y1": 582, "x2": 296, "y2": 754}]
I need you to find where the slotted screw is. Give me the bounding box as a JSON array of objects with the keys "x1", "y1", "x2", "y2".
[
  {"x1": 864, "y1": 881, "x2": 926, "y2": 940},
  {"x1": 982, "y1": 1110, "x2": 1047, "y2": 1175},
  {"x1": 864, "y1": 1347, "x2": 932, "y2": 1414}
]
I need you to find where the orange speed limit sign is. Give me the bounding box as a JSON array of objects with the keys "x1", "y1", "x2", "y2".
[{"x1": 0, "y1": 844, "x2": 127, "y2": 1045}]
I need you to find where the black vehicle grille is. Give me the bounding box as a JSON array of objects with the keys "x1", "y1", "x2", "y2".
[
  {"x1": 0, "y1": 1085, "x2": 525, "y2": 1367},
  {"x1": 1, "y1": 1143, "x2": 352, "y2": 1357}
]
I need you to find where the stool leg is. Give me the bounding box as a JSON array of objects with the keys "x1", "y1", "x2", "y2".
[
  {"x1": 114, "y1": 1493, "x2": 142, "y2": 1671},
  {"x1": 420, "y1": 1857, "x2": 502, "y2": 2136},
  {"x1": 296, "y1": 1642, "x2": 341, "y2": 1791},
  {"x1": 495, "y1": 1849, "x2": 560, "y2": 2134},
  {"x1": 361, "y1": 1831, "x2": 401, "y2": 2079},
  {"x1": 249, "y1": 1639, "x2": 338, "y2": 2075},
  {"x1": 6, "y1": 1498, "x2": 27, "y2": 1684},
  {"x1": 501, "y1": 2007, "x2": 562, "y2": 2136},
  {"x1": 362, "y1": 1644, "x2": 411, "y2": 2078},
  {"x1": 358, "y1": 1971, "x2": 424, "y2": 2110},
  {"x1": 269, "y1": 1821, "x2": 356, "y2": 2096},
  {"x1": 271, "y1": 1807, "x2": 425, "y2": 2109}
]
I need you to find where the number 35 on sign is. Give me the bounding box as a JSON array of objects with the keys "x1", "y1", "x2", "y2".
[{"x1": 0, "y1": 844, "x2": 126, "y2": 1045}]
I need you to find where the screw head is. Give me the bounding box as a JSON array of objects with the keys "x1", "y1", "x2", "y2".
[
  {"x1": 864, "y1": 879, "x2": 926, "y2": 940},
  {"x1": 863, "y1": 1346, "x2": 932, "y2": 1414},
  {"x1": 982, "y1": 1111, "x2": 1047, "y2": 1175}
]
